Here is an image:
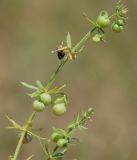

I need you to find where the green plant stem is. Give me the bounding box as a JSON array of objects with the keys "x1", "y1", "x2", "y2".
[
  {"x1": 45, "y1": 27, "x2": 96, "y2": 90},
  {"x1": 12, "y1": 111, "x2": 36, "y2": 160},
  {"x1": 46, "y1": 56, "x2": 69, "y2": 90},
  {"x1": 72, "y1": 27, "x2": 96, "y2": 52}
]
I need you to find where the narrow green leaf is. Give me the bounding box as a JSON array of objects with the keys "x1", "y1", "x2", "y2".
[
  {"x1": 21, "y1": 82, "x2": 38, "y2": 90},
  {"x1": 75, "y1": 114, "x2": 80, "y2": 124},
  {"x1": 66, "y1": 32, "x2": 72, "y2": 48},
  {"x1": 83, "y1": 12, "x2": 96, "y2": 26},
  {"x1": 6, "y1": 115, "x2": 21, "y2": 129},
  {"x1": 36, "y1": 80, "x2": 44, "y2": 89},
  {"x1": 48, "y1": 84, "x2": 66, "y2": 94}
]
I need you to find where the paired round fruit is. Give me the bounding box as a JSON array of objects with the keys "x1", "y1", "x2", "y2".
[
  {"x1": 32, "y1": 93, "x2": 68, "y2": 116},
  {"x1": 51, "y1": 129, "x2": 68, "y2": 148},
  {"x1": 112, "y1": 22, "x2": 124, "y2": 33},
  {"x1": 51, "y1": 131, "x2": 64, "y2": 143},
  {"x1": 52, "y1": 103, "x2": 66, "y2": 116},
  {"x1": 40, "y1": 93, "x2": 51, "y2": 105},
  {"x1": 112, "y1": 19, "x2": 125, "y2": 33},
  {"x1": 32, "y1": 93, "x2": 52, "y2": 112},
  {"x1": 96, "y1": 10, "x2": 110, "y2": 28},
  {"x1": 33, "y1": 100, "x2": 45, "y2": 112},
  {"x1": 52, "y1": 95, "x2": 68, "y2": 116}
]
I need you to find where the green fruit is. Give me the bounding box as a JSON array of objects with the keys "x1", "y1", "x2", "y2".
[
  {"x1": 40, "y1": 93, "x2": 51, "y2": 105},
  {"x1": 112, "y1": 23, "x2": 124, "y2": 33},
  {"x1": 96, "y1": 11, "x2": 110, "y2": 28},
  {"x1": 33, "y1": 100, "x2": 45, "y2": 112},
  {"x1": 51, "y1": 132, "x2": 64, "y2": 143},
  {"x1": 57, "y1": 139, "x2": 68, "y2": 148},
  {"x1": 52, "y1": 103, "x2": 66, "y2": 116}
]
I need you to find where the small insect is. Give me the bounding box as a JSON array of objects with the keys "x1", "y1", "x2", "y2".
[
  {"x1": 23, "y1": 132, "x2": 33, "y2": 144},
  {"x1": 52, "y1": 42, "x2": 75, "y2": 60},
  {"x1": 57, "y1": 50, "x2": 66, "y2": 60}
]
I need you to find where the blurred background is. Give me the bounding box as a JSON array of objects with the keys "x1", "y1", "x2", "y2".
[{"x1": 0, "y1": 0, "x2": 137, "y2": 159}]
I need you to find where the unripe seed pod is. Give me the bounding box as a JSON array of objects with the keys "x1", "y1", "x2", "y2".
[
  {"x1": 96, "y1": 10, "x2": 110, "y2": 28},
  {"x1": 52, "y1": 103, "x2": 66, "y2": 116},
  {"x1": 57, "y1": 139, "x2": 68, "y2": 148},
  {"x1": 112, "y1": 23, "x2": 124, "y2": 33},
  {"x1": 40, "y1": 93, "x2": 51, "y2": 105},
  {"x1": 51, "y1": 132, "x2": 64, "y2": 143},
  {"x1": 33, "y1": 100, "x2": 45, "y2": 112}
]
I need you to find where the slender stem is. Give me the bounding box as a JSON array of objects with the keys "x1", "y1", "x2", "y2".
[
  {"x1": 45, "y1": 27, "x2": 96, "y2": 90},
  {"x1": 45, "y1": 56, "x2": 69, "y2": 90},
  {"x1": 72, "y1": 27, "x2": 96, "y2": 52},
  {"x1": 12, "y1": 131, "x2": 26, "y2": 160},
  {"x1": 12, "y1": 111, "x2": 36, "y2": 160}
]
